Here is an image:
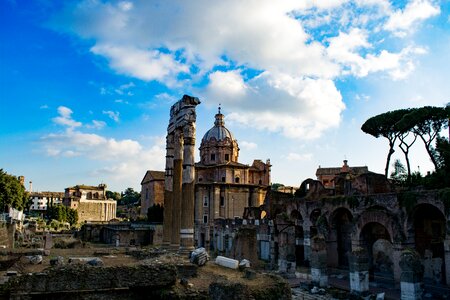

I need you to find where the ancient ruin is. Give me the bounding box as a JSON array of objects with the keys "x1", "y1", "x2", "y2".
[{"x1": 162, "y1": 95, "x2": 200, "y2": 253}]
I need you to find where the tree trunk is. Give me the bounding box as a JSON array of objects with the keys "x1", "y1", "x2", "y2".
[
  {"x1": 385, "y1": 145, "x2": 395, "y2": 178},
  {"x1": 418, "y1": 135, "x2": 439, "y2": 170}
]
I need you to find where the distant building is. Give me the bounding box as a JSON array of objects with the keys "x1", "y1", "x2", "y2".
[
  {"x1": 275, "y1": 186, "x2": 298, "y2": 194},
  {"x1": 63, "y1": 184, "x2": 116, "y2": 223},
  {"x1": 140, "y1": 170, "x2": 165, "y2": 217},
  {"x1": 315, "y1": 160, "x2": 368, "y2": 189},
  {"x1": 29, "y1": 192, "x2": 64, "y2": 215}
]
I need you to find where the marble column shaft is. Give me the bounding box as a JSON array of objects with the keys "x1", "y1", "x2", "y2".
[
  {"x1": 171, "y1": 131, "x2": 183, "y2": 248},
  {"x1": 162, "y1": 134, "x2": 174, "y2": 247},
  {"x1": 180, "y1": 126, "x2": 195, "y2": 253}
]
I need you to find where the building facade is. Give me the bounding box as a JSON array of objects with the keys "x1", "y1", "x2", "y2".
[
  {"x1": 315, "y1": 160, "x2": 368, "y2": 189},
  {"x1": 140, "y1": 170, "x2": 165, "y2": 217},
  {"x1": 29, "y1": 192, "x2": 64, "y2": 215},
  {"x1": 63, "y1": 184, "x2": 116, "y2": 223},
  {"x1": 194, "y1": 109, "x2": 271, "y2": 249}
]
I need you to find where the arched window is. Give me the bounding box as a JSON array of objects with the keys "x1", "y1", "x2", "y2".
[{"x1": 235, "y1": 177, "x2": 240, "y2": 183}]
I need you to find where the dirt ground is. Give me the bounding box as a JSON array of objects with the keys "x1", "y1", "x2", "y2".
[{"x1": 1, "y1": 245, "x2": 266, "y2": 285}]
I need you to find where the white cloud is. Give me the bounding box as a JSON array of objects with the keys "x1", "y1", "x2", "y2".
[
  {"x1": 91, "y1": 44, "x2": 189, "y2": 84},
  {"x1": 114, "y1": 82, "x2": 135, "y2": 95},
  {"x1": 206, "y1": 72, "x2": 345, "y2": 139},
  {"x1": 384, "y1": 0, "x2": 440, "y2": 36},
  {"x1": 207, "y1": 71, "x2": 247, "y2": 98},
  {"x1": 50, "y1": 0, "x2": 437, "y2": 140},
  {"x1": 86, "y1": 120, "x2": 106, "y2": 129},
  {"x1": 42, "y1": 129, "x2": 142, "y2": 160},
  {"x1": 102, "y1": 110, "x2": 120, "y2": 122},
  {"x1": 286, "y1": 152, "x2": 313, "y2": 161},
  {"x1": 327, "y1": 29, "x2": 427, "y2": 79},
  {"x1": 118, "y1": 1, "x2": 133, "y2": 12},
  {"x1": 52, "y1": 106, "x2": 82, "y2": 128},
  {"x1": 240, "y1": 141, "x2": 257, "y2": 151},
  {"x1": 41, "y1": 124, "x2": 165, "y2": 189},
  {"x1": 40, "y1": 104, "x2": 49, "y2": 109},
  {"x1": 115, "y1": 99, "x2": 129, "y2": 104}
]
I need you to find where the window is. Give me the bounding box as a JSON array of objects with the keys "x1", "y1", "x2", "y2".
[
  {"x1": 222, "y1": 176, "x2": 225, "y2": 182},
  {"x1": 225, "y1": 154, "x2": 229, "y2": 161},
  {"x1": 199, "y1": 177, "x2": 203, "y2": 182},
  {"x1": 146, "y1": 188, "x2": 149, "y2": 200},
  {"x1": 235, "y1": 177, "x2": 240, "y2": 183},
  {"x1": 203, "y1": 196, "x2": 208, "y2": 207},
  {"x1": 211, "y1": 153, "x2": 215, "y2": 161},
  {"x1": 220, "y1": 196, "x2": 225, "y2": 207},
  {"x1": 203, "y1": 215, "x2": 208, "y2": 224}
]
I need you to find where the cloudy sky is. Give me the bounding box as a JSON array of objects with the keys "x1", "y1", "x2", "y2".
[{"x1": 1, "y1": 0, "x2": 449, "y2": 193}]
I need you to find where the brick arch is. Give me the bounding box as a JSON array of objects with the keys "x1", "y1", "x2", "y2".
[
  {"x1": 406, "y1": 202, "x2": 447, "y2": 237},
  {"x1": 285, "y1": 203, "x2": 307, "y2": 223},
  {"x1": 353, "y1": 210, "x2": 403, "y2": 243},
  {"x1": 329, "y1": 206, "x2": 353, "y2": 226}
]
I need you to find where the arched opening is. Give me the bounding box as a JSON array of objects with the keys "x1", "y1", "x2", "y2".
[
  {"x1": 310, "y1": 209, "x2": 321, "y2": 237},
  {"x1": 411, "y1": 203, "x2": 446, "y2": 284},
  {"x1": 330, "y1": 207, "x2": 353, "y2": 268},
  {"x1": 360, "y1": 222, "x2": 392, "y2": 281}
]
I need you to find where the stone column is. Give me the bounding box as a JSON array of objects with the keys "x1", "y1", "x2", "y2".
[
  {"x1": 392, "y1": 243, "x2": 404, "y2": 282},
  {"x1": 277, "y1": 231, "x2": 290, "y2": 272},
  {"x1": 400, "y1": 249, "x2": 423, "y2": 300},
  {"x1": 171, "y1": 130, "x2": 183, "y2": 248},
  {"x1": 349, "y1": 248, "x2": 369, "y2": 294},
  {"x1": 162, "y1": 133, "x2": 174, "y2": 248},
  {"x1": 179, "y1": 124, "x2": 196, "y2": 253},
  {"x1": 310, "y1": 235, "x2": 328, "y2": 287},
  {"x1": 444, "y1": 238, "x2": 450, "y2": 286},
  {"x1": 303, "y1": 229, "x2": 311, "y2": 267}
]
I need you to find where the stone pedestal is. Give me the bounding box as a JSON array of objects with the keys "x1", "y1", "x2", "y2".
[
  {"x1": 349, "y1": 249, "x2": 369, "y2": 294},
  {"x1": 310, "y1": 236, "x2": 328, "y2": 287},
  {"x1": 400, "y1": 249, "x2": 423, "y2": 300}
]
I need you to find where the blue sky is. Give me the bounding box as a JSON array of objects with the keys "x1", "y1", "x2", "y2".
[{"x1": 1, "y1": 0, "x2": 449, "y2": 193}]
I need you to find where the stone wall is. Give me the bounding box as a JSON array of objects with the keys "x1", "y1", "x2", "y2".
[
  {"x1": 0, "y1": 221, "x2": 14, "y2": 248},
  {"x1": 77, "y1": 199, "x2": 116, "y2": 223},
  {"x1": 268, "y1": 188, "x2": 450, "y2": 285}
]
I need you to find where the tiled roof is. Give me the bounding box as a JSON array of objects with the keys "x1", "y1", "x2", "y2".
[
  {"x1": 316, "y1": 166, "x2": 368, "y2": 176},
  {"x1": 141, "y1": 170, "x2": 165, "y2": 184}
]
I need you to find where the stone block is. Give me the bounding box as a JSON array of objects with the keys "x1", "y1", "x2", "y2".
[
  {"x1": 400, "y1": 282, "x2": 422, "y2": 300},
  {"x1": 349, "y1": 271, "x2": 369, "y2": 293},
  {"x1": 215, "y1": 256, "x2": 239, "y2": 269}
]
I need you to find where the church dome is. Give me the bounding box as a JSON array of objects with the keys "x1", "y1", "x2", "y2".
[
  {"x1": 199, "y1": 107, "x2": 239, "y2": 165},
  {"x1": 201, "y1": 109, "x2": 235, "y2": 142}
]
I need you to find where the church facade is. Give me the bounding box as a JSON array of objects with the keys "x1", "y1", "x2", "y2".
[{"x1": 193, "y1": 108, "x2": 271, "y2": 249}]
